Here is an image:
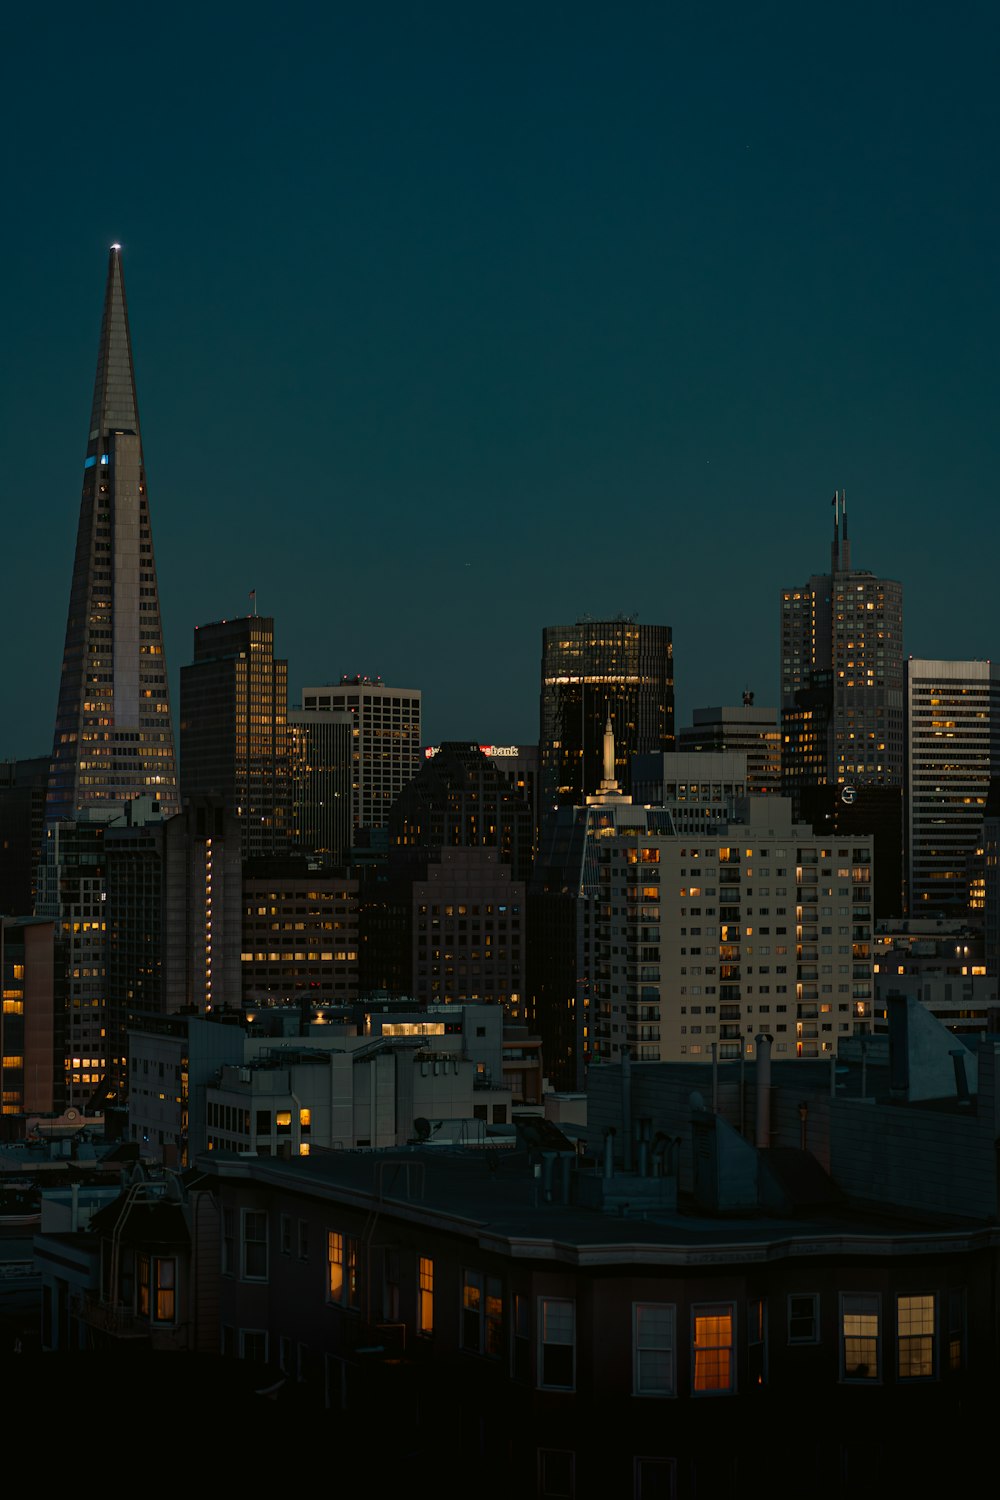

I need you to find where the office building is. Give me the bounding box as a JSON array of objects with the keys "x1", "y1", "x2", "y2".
[
  {"x1": 390, "y1": 742, "x2": 536, "y2": 884},
  {"x1": 0, "y1": 756, "x2": 49, "y2": 915},
  {"x1": 0, "y1": 916, "x2": 60, "y2": 1116},
  {"x1": 540, "y1": 619, "x2": 673, "y2": 808},
  {"x1": 301, "y1": 678, "x2": 421, "y2": 832},
  {"x1": 287, "y1": 708, "x2": 353, "y2": 863},
  {"x1": 242, "y1": 861, "x2": 360, "y2": 1009},
  {"x1": 47, "y1": 246, "x2": 179, "y2": 825},
  {"x1": 679, "y1": 702, "x2": 781, "y2": 794},
  {"x1": 180, "y1": 615, "x2": 290, "y2": 859},
  {"x1": 906, "y1": 659, "x2": 1000, "y2": 916},
  {"x1": 781, "y1": 495, "x2": 903, "y2": 793}
]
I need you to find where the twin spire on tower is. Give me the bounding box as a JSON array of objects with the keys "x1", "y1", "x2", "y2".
[{"x1": 831, "y1": 488, "x2": 851, "y2": 573}]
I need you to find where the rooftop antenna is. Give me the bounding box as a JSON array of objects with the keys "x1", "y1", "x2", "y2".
[{"x1": 841, "y1": 488, "x2": 851, "y2": 571}]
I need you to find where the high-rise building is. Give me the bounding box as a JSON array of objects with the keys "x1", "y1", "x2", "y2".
[
  {"x1": 389, "y1": 742, "x2": 536, "y2": 884},
  {"x1": 180, "y1": 615, "x2": 290, "y2": 859},
  {"x1": 287, "y1": 708, "x2": 353, "y2": 863},
  {"x1": 593, "y1": 798, "x2": 874, "y2": 1063},
  {"x1": 540, "y1": 619, "x2": 674, "y2": 808},
  {"x1": 781, "y1": 495, "x2": 904, "y2": 793},
  {"x1": 47, "y1": 246, "x2": 179, "y2": 825},
  {"x1": 906, "y1": 659, "x2": 1000, "y2": 916},
  {"x1": 300, "y1": 678, "x2": 421, "y2": 833},
  {"x1": 680, "y1": 704, "x2": 781, "y2": 794}
]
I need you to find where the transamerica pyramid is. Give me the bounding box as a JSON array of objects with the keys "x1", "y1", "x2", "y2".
[{"x1": 46, "y1": 246, "x2": 180, "y2": 822}]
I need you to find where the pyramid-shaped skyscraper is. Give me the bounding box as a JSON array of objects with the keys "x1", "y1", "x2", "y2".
[{"x1": 47, "y1": 247, "x2": 180, "y2": 822}]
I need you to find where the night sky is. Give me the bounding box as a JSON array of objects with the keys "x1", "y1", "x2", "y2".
[{"x1": 3, "y1": 2, "x2": 998, "y2": 760}]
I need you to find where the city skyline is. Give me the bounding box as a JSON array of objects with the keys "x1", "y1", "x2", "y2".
[{"x1": 4, "y1": 4, "x2": 999, "y2": 759}]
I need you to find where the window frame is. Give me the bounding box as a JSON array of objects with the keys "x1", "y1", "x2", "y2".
[
  {"x1": 840, "y1": 1292, "x2": 881, "y2": 1383},
  {"x1": 538, "y1": 1296, "x2": 576, "y2": 1391},
  {"x1": 241, "y1": 1208, "x2": 268, "y2": 1281},
  {"x1": 787, "y1": 1291, "x2": 819, "y2": 1344},
  {"x1": 691, "y1": 1301, "x2": 735, "y2": 1396},
  {"x1": 632, "y1": 1301, "x2": 676, "y2": 1397},
  {"x1": 896, "y1": 1292, "x2": 936, "y2": 1382}
]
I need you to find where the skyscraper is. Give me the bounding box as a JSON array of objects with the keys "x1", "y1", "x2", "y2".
[
  {"x1": 780, "y1": 495, "x2": 904, "y2": 791},
  {"x1": 47, "y1": 246, "x2": 179, "y2": 824},
  {"x1": 906, "y1": 659, "x2": 1000, "y2": 916},
  {"x1": 179, "y1": 615, "x2": 290, "y2": 859},
  {"x1": 300, "y1": 678, "x2": 422, "y2": 832},
  {"x1": 539, "y1": 619, "x2": 674, "y2": 808}
]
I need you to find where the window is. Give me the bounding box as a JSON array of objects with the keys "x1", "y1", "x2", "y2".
[
  {"x1": 383, "y1": 1250, "x2": 400, "y2": 1321},
  {"x1": 634, "y1": 1458, "x2": 676, "y2": 1500},
  {"x1": 539, "y1": 1298, "x2": 575, "y2": 1389},
  {"x1": 633, "y1": 1303, "x2": 675, "y2": 1396},
  {"x1": 155, "y1": 1258, "x2": 176, "y2": 1323},
  {"x1": 222, "y1": 1208, "x2": 235, "y2": 1275},
  {"x1": 327, "y1": 1231, "x2": 360, "y2": 1308},
  {"x1": 462, "y1": 1269, "x2": 503, "y2": 1355},
  {"x1": 538, "y1": 1449, "x2": 575, "y2": 1498},
  {"x1": 947, "y1": 1290, "x2": 964, "y2": 1371},
  {"x1": 841, "y1": 1294, "x2": 880, "y2": 1380},
  {"x1": 240, "y1": 1328, "x2": 268, "y2": 1362},
  {"x1": 513, "y1": 1292, "x2": 531, "y2": 1380},
  {"x1": 242, "y1": 1209, "x2": 268, "y2": 1280},
  {"x1": 692, "y1": 1303, "x2": 734, "y2": 1393},
  {"x1": 788, "y1": 1293, "x2": 819, "y2": 1343},
  {"x1": 419, "y1": 1257, "x2": 434, "y2": 1335},
  {"x1": 747, "y1": 1297, "x2": 766, "y2": 1386},
  {"x1": 897, "y1": 1294, "x2": 935, "y2": 1379}
]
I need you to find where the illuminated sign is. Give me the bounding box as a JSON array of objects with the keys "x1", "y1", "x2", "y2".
[{"x1": 423, "y1": 744, "x2": 521, "y2": 760}]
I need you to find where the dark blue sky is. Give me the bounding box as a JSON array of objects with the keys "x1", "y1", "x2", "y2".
[{"x1": 3, "y1": 1, "x2": 998, "y2": 758}]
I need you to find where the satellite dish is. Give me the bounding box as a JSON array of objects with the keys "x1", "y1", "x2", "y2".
[{"x1": 413, "y1": 1117, "x2": 431, "y2": 1141}]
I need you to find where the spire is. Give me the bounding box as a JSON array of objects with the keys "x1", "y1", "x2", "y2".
[
  {"x1": 831, "y1": 490, "x2": 840, "y2": 573},
  {"x1": 46, "y1": 247, "x2": 179, "y2": 825},
  {"x1": 603, "y1": 715, "x2": 615, "y2": 785},
  {"x1": 88, "y1": 244, "x2": 140, "y2": 442}
]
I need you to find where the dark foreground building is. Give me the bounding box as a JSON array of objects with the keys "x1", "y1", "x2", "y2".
[{"x1": 33, "y1": 999, "x2": 1000, "y2": 1497}]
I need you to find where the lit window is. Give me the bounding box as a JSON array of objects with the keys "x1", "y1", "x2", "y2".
[
  {"x1": 633, "y1": 1302, "x2": 675, "y2": 1396},
  {"x1": 692, "y1": 1303, "x2": 734, "y2": 1393},
  {"x1": 155, "y1": 1258, "x2": 176, "y2": 1323},
  {"x1": 419, "y1": 1257, "x2": 434, "y2": 1335},
  {"x1": 897, "y1": 1294, "x2": 935, "y2": 1379},
  {"x1": 841, "y1": 1294, "x2": 879, "y2": 1380}
]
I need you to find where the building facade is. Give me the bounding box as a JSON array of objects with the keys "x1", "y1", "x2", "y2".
[
  {"x1": 540, "y1": 620, "x2": 674, "y2": 809},
  {"x1": 287, "y1": 709, "x2": 353, "y2": 864},
  {"x1": 592, "y1": 798, "x2": 874, "y2": 1063},
  {"x1": 680, "y1": 704, "x2": 781, "y2": 794},
  {"x1": 781, "y1": 496, "x2": 904, "y2": 794},
  {"x1": 301, "y1": 678, "x2": 421, "y2": 833},
  {"x1": 47, "y1": 247, "x2": 179, "y2": 825},
  {"x1": 906, "y1": 658, "x2": 1000, "y2": 917},
  {"x1": 180, "y1": 615, "x2": 290, "y2": 859}
]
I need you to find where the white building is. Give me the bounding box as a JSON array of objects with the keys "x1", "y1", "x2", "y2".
[{"x1": 593, "y1": 797, "x2": 874, "y2": 1064}]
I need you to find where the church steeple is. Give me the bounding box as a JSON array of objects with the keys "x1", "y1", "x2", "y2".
[{"x1": 46, "y1": 247, "x2": 180, "y2": 823}]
